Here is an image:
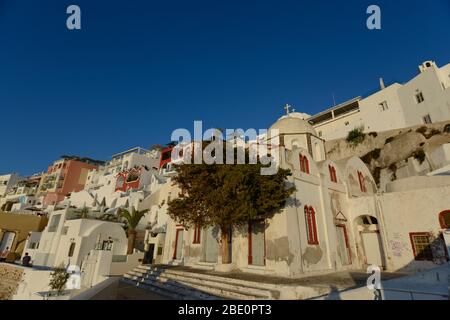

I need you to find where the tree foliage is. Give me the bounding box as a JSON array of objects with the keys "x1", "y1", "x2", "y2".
[
  {"x1": 167, "y1": 146, "x2": 295, "y2": 230},
  {"x1": 118, "y1": 207, "x2": 148, "y2": 230},
  {"x1": 49, "y1": 265, "x2": 70, "y2": 296},
  {"x1": 118, "y1": 206, "x2": 149, "y2": 254}
]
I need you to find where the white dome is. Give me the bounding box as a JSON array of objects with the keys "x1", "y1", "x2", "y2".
[{"x1": 269, "y1": 114, "x2": 317, "y2": 136}]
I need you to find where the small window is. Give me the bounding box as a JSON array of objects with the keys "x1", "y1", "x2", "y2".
[
  {"x1": 423, "y1": 114, "x2": 432, "y2": 124},
  {"x1": 379, "y1": 101, "x2": 388, "y2": 111},
  {"x1": 409, "y1": 233, "x2": 433, "y2": 261},
  {"x1": 48, "y1": 214, "x2": 61, "y2": 232},
  {"x1": 318, "y1": 131, "x2": 323, "y2": 137},
  {"x1": 345, "y1": 121, "x2": 350, "y2": 126},
  {"x1": 68, "y1": 242, "x2": 76, "y2": 257},
  {"x1": 415, "y1": 92, "x2": 425, "y2": 104},
  {"x1": 193, "y1": 225, "x2": 201, "y2": 244}
]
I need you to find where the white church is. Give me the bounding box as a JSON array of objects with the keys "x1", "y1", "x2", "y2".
[{"x1": 141, "y1": 111, "x2": 450, "y2": 277}]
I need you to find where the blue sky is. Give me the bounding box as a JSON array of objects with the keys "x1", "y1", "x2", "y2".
[{"x1": 0, "y1": 0, "x2": 449, "y2": 175}]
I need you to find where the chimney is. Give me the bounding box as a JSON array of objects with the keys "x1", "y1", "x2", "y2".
[{"x1": 379, "y1": 78, "x2": 386, "y2": 90}]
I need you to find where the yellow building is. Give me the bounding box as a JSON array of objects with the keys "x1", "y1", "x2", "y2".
[{"x1": 0, "y1": 212, "x2": 48, "y2": 262}]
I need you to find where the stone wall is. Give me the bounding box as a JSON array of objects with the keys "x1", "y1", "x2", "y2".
[
  {"x1": 0, "y1": 264, "x2": 24, "y2": 300},
  {"x1": 325, "y1": 120, "x2": 450, "y2": 190}
]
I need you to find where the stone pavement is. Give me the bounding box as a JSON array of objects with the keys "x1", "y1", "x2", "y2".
[{"x1": 89, "y1": 277, "x2": 172, "y2": 300}]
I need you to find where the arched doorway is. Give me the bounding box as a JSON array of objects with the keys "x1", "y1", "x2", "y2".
[{"x1": 354, "y1": 215, "x2": 385, "y2": 268}]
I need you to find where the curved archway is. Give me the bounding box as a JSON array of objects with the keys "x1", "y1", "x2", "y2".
[{"x1": 354, "y1": 214, "x2": 385, "y2": 268}]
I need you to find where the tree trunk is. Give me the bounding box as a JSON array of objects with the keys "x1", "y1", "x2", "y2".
[
  {"x1": 127, "y1": 229, "x2": 136, "y2": 255},
  {"x1": 221, "y1": 227, "x2": 230, "y2": 264}
]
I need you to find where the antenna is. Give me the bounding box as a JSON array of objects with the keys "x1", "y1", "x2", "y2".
[{"x1": 332, "y1": 93, "x2": 336, "y2": 107}]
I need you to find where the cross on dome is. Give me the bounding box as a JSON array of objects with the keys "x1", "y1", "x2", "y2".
[{"x1": 284, "y1": 104, "x2": 292, "y2": 115}]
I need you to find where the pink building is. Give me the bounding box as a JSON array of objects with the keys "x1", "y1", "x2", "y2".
[{"x1": 42, "y1": 156, "x2": 103, "y2": 205}]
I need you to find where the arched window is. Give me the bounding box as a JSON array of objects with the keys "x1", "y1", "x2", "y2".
[
  {"x1": 304, "y1": 206, "x2": 319, "y2": 245},
  {"x1": 329, "y1": 165, "x2": 337, "y2": 183},
  {"x1": 299, "y1": 155, "x2": 310, "y2": 174},
  {"x1": 439, "y1": 210, "x2": 450, "y2": 229},
  {"x1": 357, "y1": 171, "x2": 367, "y2": 193}
]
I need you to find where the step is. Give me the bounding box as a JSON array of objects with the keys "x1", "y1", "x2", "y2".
[
  {"x1": 137, "y1": 265, "x2": 279, "y2": 291},
  {"x1": 127, "y1": 272, "x2": 267, "y2": 300},
  {"x1": 125, "y1": 268, "x2": 271, "y2": 300},
  {"x1": 122, "y1": 275, "x2": 216, "y2": 300},
  {"x1": 127, "y1": 269, "x2": 271, "y2": 299}
]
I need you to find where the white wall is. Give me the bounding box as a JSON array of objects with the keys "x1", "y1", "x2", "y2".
[{"x1": 312, "y1": 61, "x2": 450, "y2": 141}]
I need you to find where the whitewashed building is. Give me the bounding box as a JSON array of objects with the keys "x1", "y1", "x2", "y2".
[
  {"x1": 308, "y1": 60, "x2": 450, "y2": 140},
  {"x1": 141, "y1": 113, "x2": 450, "y2": 277},
  {"x1": 67, "y1": 147, "x2": 160, "y2": 213},
  {"x1": 28, "y1": 207, "x2": 128, "y2": 268},
  {"x1": 0, "y1": 173, "x2": 23, "y2": 199}
]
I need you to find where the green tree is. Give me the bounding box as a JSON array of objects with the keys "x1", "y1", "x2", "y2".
[
  {"x1": 346, "y1": 127, "x2": 366, "y2": 147},
  {"x1": 118, "y1": 207, "x2": 149, "y2": 254},
  {"x1": 167, "y1": 145, "x2": 295, "y2": 264},
  {"x1": 49, "y1": 265, "x2": 70, "y2": 296}
]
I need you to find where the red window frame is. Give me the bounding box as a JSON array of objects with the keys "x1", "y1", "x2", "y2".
[
  {"x1": 329, "y1": 165, "x2": 337, "y2": 183},
  {"x1": 336, "y1": 224, "x2": 352, "y2": 264},
  {"x1": 305, "y1": 206, "x2": 319, "y2": 245},
  {"x1": 299, "y1": 155, "x2": 310, "y2": 174},
  {"x1": 357, "y1": 171, "x2": 367, "y2": 193},
  {"x1": 409, "y1": 232, "x2": 433, "y2": 261},
  {"x1": 193, "y1": 225, "x2": 201, "y2": 244}
]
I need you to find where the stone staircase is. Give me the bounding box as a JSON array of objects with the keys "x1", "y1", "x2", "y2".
[{"x1": 121, "y1": 265, "x2": 279, "y2": 300}]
